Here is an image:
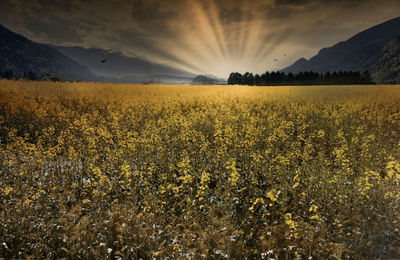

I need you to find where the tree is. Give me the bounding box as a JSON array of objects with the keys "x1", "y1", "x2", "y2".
[
  {"x1": 242, "y1": 72, "x2": 251, "y2": 85},
  {"x1": 1, "y1": 70, "x2": 15, "y2": 79},
  {"x1": 228, "y1": 72, "x2": 242, "y2": 85},
  {"x1": 254, "y1": 74, "x2": 262, "y2": 86},
  {"x1": 361, "y1": 71, "x2": 373, "y2": 84},
  {"x1": 23, "y1": 71, "x2": 38, "y2": 81},
  {"x1": 229, "y1": 70, "x2": 375, "y2": 86},
  {"x1": 287, "y1": 72, "x2": 295, "y2": 83},
  {"x1": 247, "y1": 73, "x2": 255, "y2": 86}
]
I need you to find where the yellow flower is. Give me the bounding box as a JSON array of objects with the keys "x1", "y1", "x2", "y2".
[
  {"x1": 309, "y1": 204, "x2": 318, "y2": 213},
  {"x1": 267, "y1": 189, "x2": 278, "y2": 202},
  {"x1": 310, "y1": 215, "x2": 320, "y2": 220},
  {"x1": 227, "y1": 159, "x2": 240, "y2": 187},
  {"x1": 285, "y1": 213, "x2": 297, "y2": 230},
  {"x1": 3, "y1": 187, "x2": 13, "y2": 196},
  {"x1": 24, "y1": 199, "x2": 33, "y2": 207},
  {"x1": 82, "y1": 199, "x2": 91, "y2": 204}
]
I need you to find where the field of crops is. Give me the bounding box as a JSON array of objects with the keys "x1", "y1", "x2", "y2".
[{"x1": 0, "y1": 80, "x2": 400, "y2": 259}]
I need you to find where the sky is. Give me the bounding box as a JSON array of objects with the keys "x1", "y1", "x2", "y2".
[{"x1": 1, "y1": 0, "x2": 400, "y2": 78}]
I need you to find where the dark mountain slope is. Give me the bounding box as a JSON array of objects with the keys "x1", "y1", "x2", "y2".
[
  {"x1": 282, "y1": 16, "x2": 400, "y2": 82},
  {"x1": 0, "y1": 24, "x2": 100, "y2": 81}
]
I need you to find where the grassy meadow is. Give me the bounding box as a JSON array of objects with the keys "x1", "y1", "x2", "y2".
[{"x1": 0, "y1": 80, "x2": 400, "y2": 259}]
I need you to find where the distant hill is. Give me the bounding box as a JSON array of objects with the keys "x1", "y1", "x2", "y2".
[
  {"x1": 118, "y1": 73, "x2": 194, "y2": 84},
  {"x1": 0, "y1": 24, "x2": 100, "y2": 81},
  {"x1": 53, "y1": 46, "x2": 196, "y2": 83},
  {"x1": 282, "y1": 16, "x2": 400, "y2": 83},
  {"x1": 192, "y1": 75, "x2": 226, "y2": 85}
]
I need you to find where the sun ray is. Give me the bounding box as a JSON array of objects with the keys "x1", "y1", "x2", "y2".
[
  {"x1": 207, "y1": 0, "x2": 228, "y2": 59},
  {"x1": 131, "y1": 0, "x2": 296, "y2": 78},
  {"x1": 238, "y1": 9, "x2": 252, "y2": 60}
]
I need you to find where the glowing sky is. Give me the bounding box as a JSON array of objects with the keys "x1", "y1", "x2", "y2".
[{"x1": 1, "y1": 0, "x2": 400, "y2": 78}]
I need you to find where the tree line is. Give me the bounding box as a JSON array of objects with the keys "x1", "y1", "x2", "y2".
[
  {"x1": 228, "y1": 71, "x2": 375, "y2": 86},
  {"x1": 0, "y1": 70, "x2": 41, "y2": 81},
  {"x1": 0, "y1": 70, "x2": 66, "y2": 82}
]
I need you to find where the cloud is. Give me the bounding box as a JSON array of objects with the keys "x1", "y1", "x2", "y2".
[
  {"x1": 24, "y1": 16, "x2": 83, "y2": 44},
  {"x1": 274, "y1": 0, "x2": 310, "y2": 5},
  {"x1": 131, "y1": 0, "x2": 179, "y2": 32}
]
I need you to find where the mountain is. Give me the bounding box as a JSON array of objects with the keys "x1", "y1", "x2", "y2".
[
  {"x1": 367, "y1": 37, "x2": 400, "y2": 82},
  {"x1": 0, "y1": 24, "x2": 100, "y2": 81},
  {"x1": 0, "y1": 24, "x2": 195, "y2": 84},
  {"x1": 118, "y1": 73, "x2": 194, "y2": 84},
  {"x1": 53, "y1": 46, "x2": 196, "y2": 83},
  {"x1": 192, "y1": 75, "x2": 226, "y2": 85},
  {"x1": 282, "y1": 16, "x2": 400, "y2": 83}
]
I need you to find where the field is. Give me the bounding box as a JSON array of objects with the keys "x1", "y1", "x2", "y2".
[{"x1": 1, "y1": 80, "x2": 400, "y2": 259}]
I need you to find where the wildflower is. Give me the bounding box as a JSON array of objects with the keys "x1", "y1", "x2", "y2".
[
  {"x1": 285, "y1": 213, "x2": 297, "y2": 230},
  {"x1": 309, "y1": 204, "x2": 318, "y2": 213},
  {"x1": 3, "y1": 187, "x2": 13, "y2": 196},
  {"x1": 249, "y1": 198, "x2": 265, "y2": 212},
  {"x1": 121, "y1": 163, "x2": 131, "y2": 178},
  {"x1": 24, "y1": 199, "x2": 33, "y2": 207},
  {"x1": 267, "y1": 189, "x2": 278, "y2": 202},
  {"x1": 227, "y1": 159, "x2": 240, "y2": 187}
]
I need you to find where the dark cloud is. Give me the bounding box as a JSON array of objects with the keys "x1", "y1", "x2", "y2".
[
  {"x1": 131, "y1": 0, "x2": 178, "y2": 32},
  {"x1": 275, "y1": 0, "x2": 310, "y2": 5},
  {"x1": 24, "y1": 16, "x2": 83, "y2": 44},
  {"x1": 219, "y1": 6, "x2": 243, "y2": 24},
  {"x1": 275, "y1": 0, "x2": 365, "y2": 5}
]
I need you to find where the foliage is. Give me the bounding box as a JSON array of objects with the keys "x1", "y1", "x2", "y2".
[
  {"x1": 1, "y1": 80, "x2": 400, "y2": 259},
  {"x1": 228, "y1": 70, "x2": 374, "y2": 86},
  {"x1": 369, "y1": 37, "x2": 400, "y2": 83}
]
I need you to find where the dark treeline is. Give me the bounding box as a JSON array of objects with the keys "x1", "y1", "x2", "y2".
[
  {"x1": 0, "y1": 70, "x2": 67, "y2": 82},
  {"x1": 228, "y1": 71, "x2": 375, "y2": 86}
]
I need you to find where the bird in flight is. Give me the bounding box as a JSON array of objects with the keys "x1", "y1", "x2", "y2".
[
  {"x1": 101, "y1": 59, "x2": 107, "y2": 63},
  {"x1": 274, "y1": 59, "x2": 278, "y2": 61}
]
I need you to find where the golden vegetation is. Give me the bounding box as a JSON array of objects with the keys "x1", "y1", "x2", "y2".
[{"x1": 1, "y1": 80, "x2": 400, "y2": 259}]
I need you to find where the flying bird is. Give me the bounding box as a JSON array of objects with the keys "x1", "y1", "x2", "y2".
[
  {"x1": 274, "y1": 59, "x2": 278, "y2": 61},
  {"x1": 101, "y1": 59, "x2": 107, "y2": 63}
]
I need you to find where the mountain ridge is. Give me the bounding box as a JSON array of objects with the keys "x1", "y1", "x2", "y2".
[
  {"x1": 0, "y1": 24, "x2": 101, "y2": 81},
  {"x1": 0, "y1": 24, "x2": 197, "y2": 84},
  {"x1": 53, "y1": 45, "x2": 196, "y2": 81},
  {"x1": 282, "y1": 16, "x2": 400, "y2": 82}
]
